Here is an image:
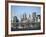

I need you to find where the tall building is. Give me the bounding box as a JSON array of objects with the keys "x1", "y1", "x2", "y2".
[
  {"x1": 23, "y1": 13, "x2": 27, "y2": 20},
  {"x1": 32, "y1": 12, "x2": 36, "y2": 18},
  {"x1": 13, "y1": 16, "x2": 19, "y2": 27},
  {"x1": 28, "y1": 14, "x2": 31, "y2": 23},
  {"x1": 21, "y1": 13, "x2": 27, "y2": 21},
  {"x1": 32, "y1": 12, "x2": 36, "y2": 22},
  {"x1": 37, "y1": 15, "x2": 40, "y2": 22},
  {"x1": 29, "y1": 14, "x2": 31, "y2": 18},
  {"x1": 13, "y1": 16, "x2": 19, "y2": 23}
]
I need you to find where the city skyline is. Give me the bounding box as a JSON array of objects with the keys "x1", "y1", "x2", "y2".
[{"x1": 11, "y1": 6, "x2": 41, "y2": 21}]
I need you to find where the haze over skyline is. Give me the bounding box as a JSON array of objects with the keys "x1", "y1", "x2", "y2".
[{"x1": 11, "y1": 6, "x2": 41, "y2": 21}]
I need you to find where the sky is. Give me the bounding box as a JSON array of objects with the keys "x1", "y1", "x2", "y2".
[{"x1": 11, "y1": 5, "x2": 41, "y2": 21}]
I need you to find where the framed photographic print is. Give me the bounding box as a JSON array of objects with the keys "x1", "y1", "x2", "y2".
[{"x1": 5, "y1": 1, "x2": 45, "y2": 36}]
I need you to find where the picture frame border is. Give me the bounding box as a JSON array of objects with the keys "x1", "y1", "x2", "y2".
[{"x1": 5, "y1": 1, "x2": 45, "y2": 37}]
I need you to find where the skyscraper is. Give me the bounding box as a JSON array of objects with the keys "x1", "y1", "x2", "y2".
[
  {"x1": 32, "y1": 12, "x2": 36, "y2": 18},
  {"x1": 32, "y1": 12, "x2": 36, "y2": 22},
  {"x1": 13, "y1": 16, "x2": 19, "y2": 27},
  {"x1": 21, "y1": 13, "x2": 27, "y2": 21},
  {"x1": 37, "y1": 15, "x2": 40, "y2": 22}
]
